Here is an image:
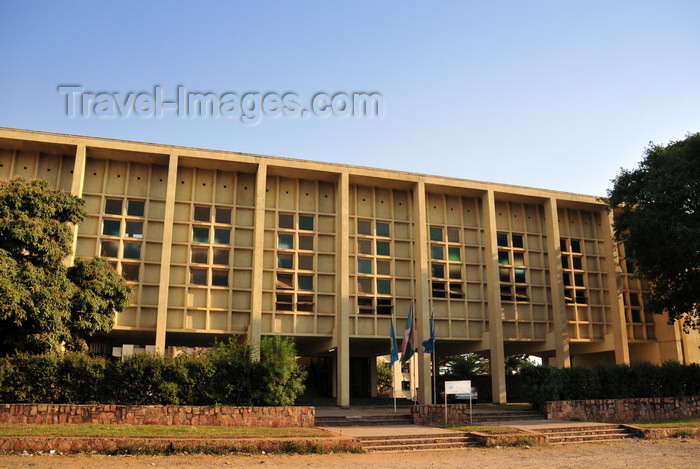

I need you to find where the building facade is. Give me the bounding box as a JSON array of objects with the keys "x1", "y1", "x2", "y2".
[{"x1": 1, "y1": 127, "x2": 698, "y2": 405}]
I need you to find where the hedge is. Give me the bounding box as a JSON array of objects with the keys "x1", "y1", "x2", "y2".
[
  {"x1": 520, "y1": 361, "x2": 700, "y2": 409},
  {"x1": 0, "y1": 336, "x2": 306, "y2": 406},
  {"x1": 521, "y1": 361, "x2": 700, "y2": 410}
]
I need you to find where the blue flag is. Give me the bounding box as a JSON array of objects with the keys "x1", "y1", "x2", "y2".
[
  {"x1": 390, "y1": 318, "x2": 399, "y2": 366},
  {"x1": 422, "y1": 310, "x2": 435, "y2": 354}
]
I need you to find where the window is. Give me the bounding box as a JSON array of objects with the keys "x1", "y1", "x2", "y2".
[
  {"x1": 101, "y1": 197, "x2": 146, "y2": 283},
  {"x1": 561, "y1": 237, "x2": 587, "y2": 304},
  {"x1": 274, "y1": 212, "x2": 317, "y2": 312},
  {"x1": 188, "y1": 204, "x2": 234, "y2": 286},
  {"x1": 498, "y1": 233, "x2": 529, "y2": 302},
  {"x1": 430, "y1": 226, "x2": 465, "y2": 299}
]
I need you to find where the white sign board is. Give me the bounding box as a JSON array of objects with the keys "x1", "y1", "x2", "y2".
[{"x1": 445, "y1": 380, "x2": 471, "y2": 394}]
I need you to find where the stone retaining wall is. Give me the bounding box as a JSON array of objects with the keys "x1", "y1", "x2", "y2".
[
  {"x1": 546, "y1": 396, "x2": 700, "y2": 422},
  {"x1": 0, "y1": 404, "x2": 314, "y2": 428},
  {"x1": 410, "y1": 404, "x2": 474, "y2": 426}
]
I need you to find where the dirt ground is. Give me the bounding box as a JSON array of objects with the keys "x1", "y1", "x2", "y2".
[{"x1": 0, "y1": 438, "x2": 698, "y2": 469}]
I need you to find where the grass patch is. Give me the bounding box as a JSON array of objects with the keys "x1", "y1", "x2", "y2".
[
  {"x1": 447, "y1": 425, "x2": 522, "y2": 434},
  {"x1": 626, "y1": 418, "x2": 700, "y2": 428},
  {"x1": 0, "y1": 424, "x2": 331, "y2": 439}
]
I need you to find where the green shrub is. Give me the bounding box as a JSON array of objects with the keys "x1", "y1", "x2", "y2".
[
  {"x1": 520, "y1": 365, "x2": 562, "y2": 410},
  {"x1": 561, "y1": 366, "x2": 600, "y2": 400},
  {"x1": 55, "y1": 352, "x2": 107, "y2": 403}
]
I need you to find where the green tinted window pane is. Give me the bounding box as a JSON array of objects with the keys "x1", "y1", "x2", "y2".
[
  {"x1": 212, "y1": 270, "x2": 228, "y2": 287},
  {"x1": 448, "y1": 247, "x2": 461, "y2": 261},
  {"x1": 299, "y1": 215, "x2": 314, "y2": 231},
  {"x1": 214, "y1": 228, "x2": 230, "y2": 244},
  {"x1": 497, "y1": 233, "x2": 509, "y2": 247},
  {"x1": 562, "y1": 256, "x2": 570, "y2": 269},
  {"x1": 358, "y1": 258, "x2": 372, "y2": 274},
  {"x1": 104, "y1": 199, "x2": 122, "y2": 215},
  {"x1": 449, "y1": 265, "x2": 461, "y2": 279},
  {"x1": 125, "y1": 221, "x2": 143, "y2": 238},
  {"x1": 278, "y1": 234, "x2": 294, "y2": 249},
  {"x1": 498, "y1": 251, "x2": 510, "y2": 265},
  {"x1": 512, "y1": 234, "x2": 524, "y2": 249},
  {"x1": 560, "y1": 239, "x2": 568, "y2": 252},
  {"x1": 127, "y1": 200, "x2": 145, "y2": 217},
  {"x1": 431, "y1": 263, "x2": 445, "y2": 278},
  {"x1": 278, "y1": 254, "x2": 293, "y2": 269},
  {"x1": 574, "y1": 273, "x2": 585, "y2": 286},
  {"x1": 429, "y1": 227, "x2": 443, "y2": 242},
  {"x1": 377, "y1": 279, "x2": 391, "y2": 294},
  {"x1": 298, "y1": 275, "x2": 313, "y2": 291},
  {"x1": 376, "y1": 222, "x2": 390, "y2": 237},
  {"x1": 102, "y1": 220, "x2": 121, "y2": 236},
  {"x1": 193, "y1": 227, "x2": 209, "y2": 243},
  {"x1": 571, "y1": 240, "x2": 581, "y2": 253},
  {"x1": 572, "y1": 257, "x2": 583, "y2": 269},
  {"x1": 430, "y1": 245, "x2": 444, "y2": 260},
  {"x1": 123, "y1": 243, "x2": 141, "y2": 259},
  {"x1": 376, "y1": 241, "x2": 390, "y2": 256},
  {"x1": 447, "y1": 228, "x2": 460, "y2": 243},
  {"x1": 299, "y1": 235, "x2": 313, "y2": 250},
  {"x1": 514, "y1": 268, "x2": 526, "y2": 283}
]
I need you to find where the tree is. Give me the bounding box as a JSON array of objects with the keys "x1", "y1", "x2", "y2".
[
  {"x1": 376, "y1": 359, "x2": 393, "y2": 395},
  {"x1": 0, "y1": 177, "x2": 131, "y2": 355},
  {"x1": 605, "y1": 133, "x2": 700, "y2": 330},
  {"x1": 440, "y1": 353, "x2": 489, "y2": 378},
  {"x1": 504, "y1": 354, "x2": 536, "y2": 374}
]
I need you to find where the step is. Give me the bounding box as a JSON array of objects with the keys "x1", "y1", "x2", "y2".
[
  {"x1": 541, "y1": 425, "x2": 636, "y2": 444},
  {"x1": 357, "y1": 433, "x2": 478, "y2": 452},
  {"x1": 316, "y1": 415, "x2": 414, "y2": 426}
]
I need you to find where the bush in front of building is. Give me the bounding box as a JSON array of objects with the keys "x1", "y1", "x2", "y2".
[
  {"x1": 521, "y1": 361, "x2": 700, "y2": 410},
  {"x1": 0, "y1": 336, "x2": 306, "y2": 406}
]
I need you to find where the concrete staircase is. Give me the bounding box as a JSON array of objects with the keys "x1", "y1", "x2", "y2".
[
  {"x1": 356, "y1": 432, "x2": 478, "y2": 452},
  {"x1": 316, "y1": 413, "x2": 414, "y2": 426},
  {"x1": 471, "y1": 409, "x2": 546, "y2": 423},
  {"x1": 539, "y1": 424, "x2": 637, "y2": 444}
]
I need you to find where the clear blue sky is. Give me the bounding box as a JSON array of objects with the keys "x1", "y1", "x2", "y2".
[{"x1": 1, "y1": 0, "x2": 698, "y2": 196}]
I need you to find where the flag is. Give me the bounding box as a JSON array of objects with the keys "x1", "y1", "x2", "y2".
[
  {"x1": 389, "y1": 316, "x2": 399, "y2": 366},
  {"x1": 422, "y1": 310, "x2": 435, "y2": 354},
  {"x1": 401, "y1": 303, "x2": 416, "y2": 364}
]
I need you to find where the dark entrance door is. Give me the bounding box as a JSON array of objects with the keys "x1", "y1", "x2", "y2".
[{"x1": 350, "y1": 357, "x2": 371, "y2": 397}]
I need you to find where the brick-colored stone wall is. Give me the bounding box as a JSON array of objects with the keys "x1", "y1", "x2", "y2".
[
  {"x1": 546, "y1": 396, "x2": 700, "y2": 422},
  {"x1": 0, "y1": 404, "x2": 314, "y2": 428},
  {"x1": 411, "y1": 404, "x2": 475, "y2": 426}
]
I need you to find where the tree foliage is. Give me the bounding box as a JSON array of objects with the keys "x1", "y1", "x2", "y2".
[
  {"x1": 439, "y1": 353, "x2": 490, "y2": 378},
  {"x1": 376, "y1": 360, "x2": 393, "y2": 394},
  {"x1": 0, "y1": 177, "x2": 131, "y2": 355},
  {"x1": 606, "y1": 133, "x2": 700, "y2": 330}
]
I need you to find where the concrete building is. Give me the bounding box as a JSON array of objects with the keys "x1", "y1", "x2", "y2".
[{"x1": 1, "y1": 127, "x2": 698, "y2": 406}]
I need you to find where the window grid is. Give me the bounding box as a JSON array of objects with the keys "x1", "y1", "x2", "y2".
[
  {"x1": 618, "y1": 242, "x2": 656, "y2": 341},
  {"x1": 275, "y1": 212, "x2": 316, "y2": 313},
  {"x1": 498, "y1": 232, "x2": 529, "y2": 303},
  {"x1": 100, "y1": 197, "x2": 146, "y2": 282},
  {"x1": 188, "y1": 205, "x2": 232, "y2": 287},
  {"x1": 429, "y1": 226, "x2": 465, "y2": 300},
  {"x1": 355, "y1": 219, "x2": 395, "y2": 315}
]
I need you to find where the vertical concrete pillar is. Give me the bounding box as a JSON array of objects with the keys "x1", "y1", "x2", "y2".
[
  {"x1": 603, "y1": 210, "x2": 630, "y2": 364},
  {"x1": 336, "y1": 173, "x2": 351, "y2": 407},
  {"x1": 67, "y1": 144, "x2": 87, "y2": 265},
  {"x1": 249, "y1": 162, "x2": 268, "y2": 359},
  {"x1": 412, "y1": 179, "x2": 432, "y2": 404},
  {"x1": 154, "y1": 154, "x2": 179, "y2": 354},
  {"x1": 482, "y1": 190, "x2": 507, "y2": 404},
  {"x1": 544, "y1": 198, "x2": 571, "y2": 368}
]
